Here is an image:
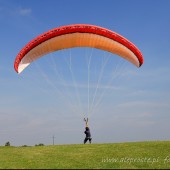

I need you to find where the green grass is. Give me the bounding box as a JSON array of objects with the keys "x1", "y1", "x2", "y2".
[{"x1": 0, "y1": 141, "x2": 170, "y2": 169}]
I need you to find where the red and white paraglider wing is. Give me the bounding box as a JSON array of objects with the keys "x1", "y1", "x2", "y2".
[{"x1": 14, "y1": 24, "x2": 144, "y2": 74}]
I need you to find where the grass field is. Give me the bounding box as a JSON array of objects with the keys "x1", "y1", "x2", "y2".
[{"x1": 0, "y1": 141, "x2": 170, "y2": 169}]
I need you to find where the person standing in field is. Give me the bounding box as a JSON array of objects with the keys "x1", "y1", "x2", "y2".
[{"x1": 84, "y1": 118, "x2": 92, "y2": 144}]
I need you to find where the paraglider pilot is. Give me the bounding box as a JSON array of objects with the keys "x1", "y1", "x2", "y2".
[{"x1": 84, "y1": 118, "x2": 92, "y2": 144}]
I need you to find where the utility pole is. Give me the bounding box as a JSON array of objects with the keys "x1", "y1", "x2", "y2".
[{"x1": 52, "y1": 135, "x2": 55, "y2": 145}]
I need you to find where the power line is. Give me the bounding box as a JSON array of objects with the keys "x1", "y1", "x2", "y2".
[{"x1": 52, "y1": 135, "x2": 55, "y2": 145}]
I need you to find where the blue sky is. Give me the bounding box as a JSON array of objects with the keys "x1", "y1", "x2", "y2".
[{"x1": 0, "y1": 0, "x2": 170, "y2": 146}]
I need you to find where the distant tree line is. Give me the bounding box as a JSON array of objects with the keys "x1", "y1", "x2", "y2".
[
  {"x1": 35, "y1": 143, "x2": 44, "y2": 146},
  {"x1": 4, "y1": 141, "x2": 45, "y2": 147},
  {"x1": 5, "y1": 141, "x2": 10, "y2": 146}
]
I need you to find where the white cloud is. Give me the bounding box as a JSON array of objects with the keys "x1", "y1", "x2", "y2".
[
  {"x1": 117, "y1": 101, "x2": 170, "y2": 110},
  {"x1": 18, "y1": 8, "x2": 32, "y2": 16},
  {"x1": 0, "y1": 2, "x2": 32, "y2": 18}
]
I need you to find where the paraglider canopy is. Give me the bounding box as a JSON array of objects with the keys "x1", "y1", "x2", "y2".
[{"x1": 14, "y1": 24, "x2": 144, "y2": 74}]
